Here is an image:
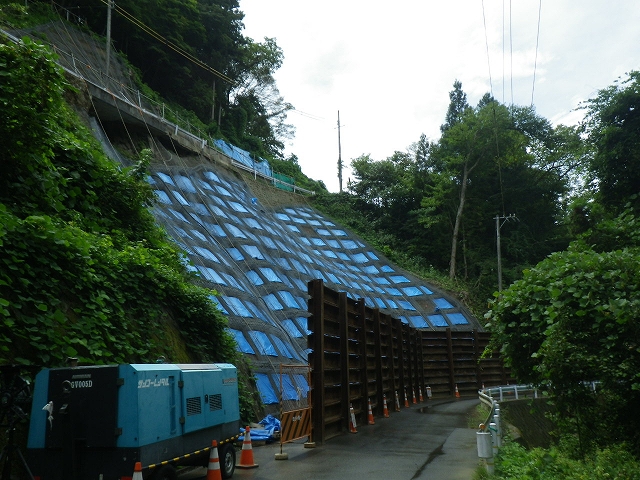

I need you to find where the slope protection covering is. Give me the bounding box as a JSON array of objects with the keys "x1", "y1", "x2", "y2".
[
  {"x1": 138, "y1": 149, "x2": 481, "y2": 406},
  {"x1": 18, "y1": 16, "x2": 480, "y2": 405}
]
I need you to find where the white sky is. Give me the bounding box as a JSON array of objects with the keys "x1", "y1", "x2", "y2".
[{"x1": 240, "y1": 1, "x2": 640, "y2": 192}]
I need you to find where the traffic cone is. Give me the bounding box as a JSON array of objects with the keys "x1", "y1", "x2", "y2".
[
  {"x1": 382, "y1": 394, "x2": 390, "y2": 418},
  {"x1": 404, "y1": 388, "x2": 409, "y2": 408},
  {"x1": 132, "y1": 462, "x2": 143, "y2": 480},
  {"x1": 207, "y1": 440, "x2": 222, "y2": 480},
  {"x1": 237, "y1": 426, "x2": 259, "y2": 469},
  {"x1": 349, "y1": 403, "x2": 358, "y2": 433},
  {"x1": 412, "y1": 387, "x2": 417, "y2": 404},
  {"x1": 394, "y1": 390, "x2": 401, "y2": 412},
  {"x1": 419, "y1": 387, "x2": 424, "y2": 403},
  {"x1": 367, "y1": 398, "x2": 375, "y2": 425},
  {"x1": 455, "y1": 384, "x2": 460, "y2": 398}
]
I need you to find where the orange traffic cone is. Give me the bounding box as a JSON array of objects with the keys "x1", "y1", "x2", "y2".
[
  {"x1": 237, "y1": 426, "x2": 259, "y2": 469},
  {"x1": 382, "y1": 394, "x2": 390, "y2": 418},
  {"x1": 412, "y1": 387, "x2": 417, "y2": 404},
  {"x1": 207, "y1": 440, "x2": 222, "y2": 480},
  {"x1": 132, "y1": 462, "x2": 143, "y2": 480},
  {"x1": 394, "y1": 390, "x2": 401, "y2": 412},
  {"x1": 419, "y1": 387, "x2": 424, "y2": 403},
  {"x1": 349, "y1": 403, "x2": 358, "y2": 433},
  {"x1": 455, "y1": 384, "x2": 460, "y2": 398},
  {"x1": 367, "y1": 398, "x2": 375, "y2": 425},
  {"x1": 404, "y1": 388, "x2": 410, "y2": 408}
]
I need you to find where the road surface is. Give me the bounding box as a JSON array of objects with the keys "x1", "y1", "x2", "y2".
[{"x1": 181, "y1": 398, "x2": 482, "y2": 480}]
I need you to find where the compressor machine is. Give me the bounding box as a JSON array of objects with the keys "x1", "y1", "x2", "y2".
[{"x1": 27, "y1": 363, "x2": 241, "y2": 479}]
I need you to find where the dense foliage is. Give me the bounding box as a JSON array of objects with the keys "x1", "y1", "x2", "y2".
[
  {"x1": 313, "y1": 82, "x2": 584, "y2": 310},
  {"x1": 478, "y1": 441, "x2": 640, "y2": 480},
  {"x1": 0, "y1": 38, "x2": 239, "y2": 371},
  {"x1": 486, "y1": 71, "x2": 640, "y2": 457},
  {"x1": 21, "y1": 0, "x2": 293, "y2": 160}
]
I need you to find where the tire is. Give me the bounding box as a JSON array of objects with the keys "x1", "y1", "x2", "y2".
[
  {"x1": 219, "y1": 443, "x2": 236, "y2": 479},
  {"x1": 152, "y1": 464, "x2": 178, "y2": 480}
]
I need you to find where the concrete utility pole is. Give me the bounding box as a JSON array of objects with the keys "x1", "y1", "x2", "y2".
[
  {"x1": 337, "y1": 111, "x2": 343, "y2": 193},
  {"x1": 106, "y1": 0, "x2": 113, "y2": 76},
  {"x1": 495, "y1": 214, "x2": 517, "y2": 292}
]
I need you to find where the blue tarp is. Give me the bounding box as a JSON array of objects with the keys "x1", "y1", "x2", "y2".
[
  {"x1": 228, "y1": 328, "x2": 255, "y2": 354},
  {"x1": 254, "y1": 373, "x2": 278, "y2": 404},
  {"x1": 249, "y1": 331, "x2": 278, "y2": 356},
  {"x1": 214, "y1": 139, "x2": 272, "y2": 177}
]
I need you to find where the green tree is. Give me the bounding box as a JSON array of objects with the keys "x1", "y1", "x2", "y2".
[
  {"x1": 440, "y1": 79, "x2": 470, "y2": 133},
  {"x1": 486, "y1": 207, "x2": 640, "y2": 454},
  {"x1": 582, "y1": 71, "x2": 640, "y2": 214}
]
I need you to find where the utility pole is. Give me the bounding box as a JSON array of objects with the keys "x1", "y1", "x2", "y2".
[
  {"x1": 106, "y1": 0, "x2": 113, "y2": 76},
  {"x1": 494, "y1": 214, "x2": 517, "y2": 292},
  {"x1": 337, "y1": 110, "x2": 343, "y2": 193}
]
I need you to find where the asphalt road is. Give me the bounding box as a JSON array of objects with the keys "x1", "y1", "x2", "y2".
[{"x1": 181, "y1": 398, "x2": 482, "y2": 480}]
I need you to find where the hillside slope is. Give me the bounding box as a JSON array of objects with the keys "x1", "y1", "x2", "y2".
[{"x1": 4, "y1": 16, "x2": 481, "y2": 408}]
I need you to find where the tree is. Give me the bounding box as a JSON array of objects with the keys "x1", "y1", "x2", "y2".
[
  {"x1": 419, "y1": 90, "x2": 576, "y2": 288},
  {"x1": 582, "y1": 71, "x2": 640, "y2": 214},
  {"x1": 440, "y1": 79, "x2": 470, "y2": 133},
  {"x1": 486, "y1": 207, "x2": 640, "y2": 454}
]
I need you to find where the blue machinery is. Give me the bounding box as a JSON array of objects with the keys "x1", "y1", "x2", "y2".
[{"x1": 27, "y1": 363, "x2": 240, "y2": 480}]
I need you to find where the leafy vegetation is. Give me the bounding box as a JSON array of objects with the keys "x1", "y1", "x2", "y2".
[
  {"x1": 485, "y1": 71, "x2": 640, "y2": 459},
  {"x1": 0, "y1": 36, "x2": 259, "y2": 420},
  {"x1": 474, "y1": 441, "x2": 640, "y2": 480},
  {"x1": 4, "y1": 0, "x2": 640, "y2": 470}
]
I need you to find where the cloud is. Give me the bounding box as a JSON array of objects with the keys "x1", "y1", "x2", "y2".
[{"x1": 241, "y1": 0, "x2": 640, "y2": 192}]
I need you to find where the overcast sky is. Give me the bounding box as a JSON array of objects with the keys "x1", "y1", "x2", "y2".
[{"x1": 240, "y1": 1, "x2": 640, "y2": 193}]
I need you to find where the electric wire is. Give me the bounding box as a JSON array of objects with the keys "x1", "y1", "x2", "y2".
[
  {"x1": 509, "y1": 0, "x2": 513, "y2": 106},
  {"x1": 481, "y1": 0, "x2": 494, "y2": 97},
  {"x1": 97, "y1": 0, "x2": 236, "y2": 85},
  {"x1": 531, "y1": 0, "x2": 542, "y2": 107}
]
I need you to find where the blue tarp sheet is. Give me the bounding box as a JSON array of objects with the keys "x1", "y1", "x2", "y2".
[
  {"x1": 214, "y1": 139, "x2": 272, "y2": 177},
  {"x1": 255, "y1": 373, "x2": 278, "y2": 404}
]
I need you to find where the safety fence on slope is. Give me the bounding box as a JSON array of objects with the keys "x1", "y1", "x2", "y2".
[{"x1": 307, "y1": 279, "x2": 515, "y2": 443}]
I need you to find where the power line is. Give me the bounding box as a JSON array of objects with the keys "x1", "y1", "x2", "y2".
[
  {"x1": 509, "y1": 0, "x2": 513, "y2": 106},
  {"x1": 481, "y1": 0, "x2": 494, "y2": 97},
  {"x1": 531, "y1": 0, "x2": 542, "y2": 107},
  {"x1": 97, "y1": 0, "x2": 236, "y2": 85}
]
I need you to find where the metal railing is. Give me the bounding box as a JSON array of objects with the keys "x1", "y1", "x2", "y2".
[{"x1": 476, "y1": 384, "x2": 548, "y2": 474}]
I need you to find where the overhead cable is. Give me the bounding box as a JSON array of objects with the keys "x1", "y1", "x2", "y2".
[
  {"x1": 531, "y1": 0, "x2": 542, "y2": 107},
  {"x1": 97, "y1": 0, "x2": 236, "y2": 85}
]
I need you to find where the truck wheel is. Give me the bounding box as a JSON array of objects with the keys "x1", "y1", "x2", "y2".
[
  {"x1": 152, "y1": 464, "x2": 178, "y2": 480},
  {"x1": 219, "y1": 443, "x2": 236, "y2": 479}
]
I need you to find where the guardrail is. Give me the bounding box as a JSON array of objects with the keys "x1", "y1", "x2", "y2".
[
  {"x1": 477, "y1": 385, "x2": 547, "y2": 474},
  {"x1": 479, "y1": 384, "x2": 543, "y2": 406}
]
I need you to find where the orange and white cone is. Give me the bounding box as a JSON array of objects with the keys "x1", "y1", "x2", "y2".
[
  {"x1": 382, "y1": 394, "x2": 390, "y2": 418},
  {"x1": 455, "y1": 384, "x2": 460, "y2": 398},
  {"x1": 419, "y1": 387, "x2": 424, "y2": 403},
  {"x1": 132, "y1": 462, "x2": 143, "y2": 480},
  {"x1": 394, "y1": 390, "x2": 401, "y2": 412},
  {"x1": 404, "y1": 388, "x2": 410, "y2": 408},
  {"x1": 237, "y1": 426, "x2": 259, "y2": 469},
  {"x1": 367, "y1": 398, "x2": 375, "y2": 425},
  {"x1": 349, "y1": 403, "x2": 358, "y2": 433},
  {"x1": 412, "y1": 387, "x2": 417, "y2": 404},
  {"x1": 207, "y1": 440, "x2": 222, "y2": 480}
]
